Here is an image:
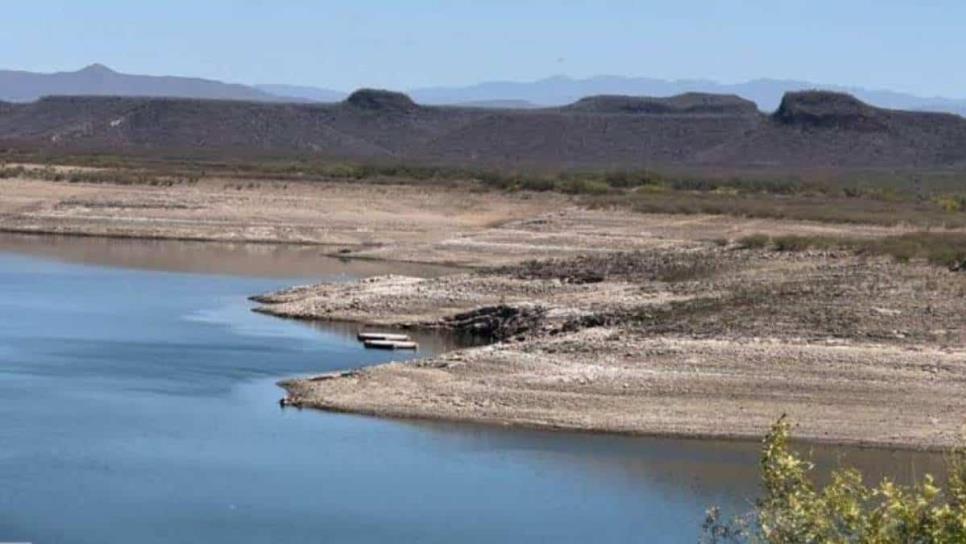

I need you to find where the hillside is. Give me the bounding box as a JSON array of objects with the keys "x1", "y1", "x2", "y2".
[
  {"x1": 2, "y1": 89, "x2": 966, "y2": 170},
  {"x1": 0, "y1": 64, "x2": 283, "y2": 103}
]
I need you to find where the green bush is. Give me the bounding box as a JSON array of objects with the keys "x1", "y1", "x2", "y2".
[
  {"x1": 933, "y1": 194, "x2": 966, "y2": 213},
  {"x1": 703, "y1": 417, "x2": 966, "y2": 543}
]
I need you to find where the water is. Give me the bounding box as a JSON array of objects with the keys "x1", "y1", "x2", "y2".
[{"x1": 0, "y1": 235, "x2": 945, "y2": 543}]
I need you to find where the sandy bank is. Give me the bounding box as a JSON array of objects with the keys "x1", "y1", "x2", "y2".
[
  {"x1": 0, "y1": 176, "x2": 929, "y2": 267},
  {"x1": 279, "y1": 332, "x2": 966, "y2": 449}
]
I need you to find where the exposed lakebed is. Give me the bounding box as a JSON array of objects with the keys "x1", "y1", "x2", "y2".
[{"x1": 0, "y1": 235, "x2": 946, "y2": 543}]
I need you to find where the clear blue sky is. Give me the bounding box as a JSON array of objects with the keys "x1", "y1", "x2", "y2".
[{"x1": 2, "y1": 0, "x2": 963, "y2": 97}]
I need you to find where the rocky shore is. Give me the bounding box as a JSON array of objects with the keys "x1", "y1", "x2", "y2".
[{"x1": 258, "y1": 248, "x2": 966, "y2": 450}]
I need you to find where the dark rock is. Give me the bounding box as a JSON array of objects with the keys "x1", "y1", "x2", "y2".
[
  {"x1": 774, "y1": 91, "x2": 885, "y2": 131},
  {"x1": 345, "y1": 89, "x2": 418, "y2": 112},
  {"x1": 566, "y1": 92, "x2": 759, "y2": 116},
  {"x1": 441, "y1": 304, "x2": 547, "y2": 341}
]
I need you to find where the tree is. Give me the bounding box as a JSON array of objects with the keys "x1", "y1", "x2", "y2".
[{"x1": 703, "y1": 416, "x2": 966, "y2": 543}]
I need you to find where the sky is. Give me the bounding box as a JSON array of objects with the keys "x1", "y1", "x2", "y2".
[{"x1": 2, "y1": 0, "x2": 964, "y2": 97}]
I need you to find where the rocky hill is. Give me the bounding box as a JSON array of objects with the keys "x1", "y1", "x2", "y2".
[
  {"x1": 1, "y1": 89, "x2": 965, "y2": 170},
  {"x1": 563, "y1": 93, "x2": 759, "y2": 115}
]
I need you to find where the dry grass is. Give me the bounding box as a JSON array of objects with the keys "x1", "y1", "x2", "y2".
[
  {"x1": 587, "y1": 190, "x2": 966, "y2": 228},
  {"x1": 492, "y1": 250, "x2": 726, "y2": 284},
  {"x1": 737, "y1": 231, "x2": 966, "y2": 267},
  {"x1": 4, "y1": 153, "x2": 966, "y2": 228},
  {"x1": 0, "y1": 164, "x2": 198, "y2": 186}
]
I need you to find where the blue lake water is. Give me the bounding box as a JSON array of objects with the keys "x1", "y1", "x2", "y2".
[{"x1": 0, "y1": 236, "x2": 944, "y2": 543}]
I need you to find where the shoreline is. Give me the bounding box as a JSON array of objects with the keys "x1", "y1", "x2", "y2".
[
  {"x1": 276, "y1": 377, "x2": 959, "y2": 454},
  {"x1": 0, "y1": 227, "x2": 481, "y2": 270},
  {"x1": 272, "y1": 342, "x2": 966, "y2": 453},
  {"x1": 257, "y1": 259, "x2": 966, "y2": 452},
  {"x1": 3, "y1": 174, "x2": 965, "y2": 451}
]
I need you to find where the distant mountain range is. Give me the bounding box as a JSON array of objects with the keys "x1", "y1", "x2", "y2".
[
  {"x1": 252, "y1": 84, "x2": 345, "y2": 103},
  {"x1": 408, "y1": 75, "x2": 966, "y2": 116},
  {"x1": 0, "y1": 64, "x2": 282, "y2": 103},
  {"x1": 2, "y1": 64, "x2": 966, "y2": 117}
]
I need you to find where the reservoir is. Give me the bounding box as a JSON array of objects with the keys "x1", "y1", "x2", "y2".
[{"x1": 0, "y1": 235, "x2": 944, "y2": 543}]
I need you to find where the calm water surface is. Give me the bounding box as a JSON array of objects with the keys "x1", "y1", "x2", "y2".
[{"x1": 0, "y1": 236, "x2": 945, "y2": 543}]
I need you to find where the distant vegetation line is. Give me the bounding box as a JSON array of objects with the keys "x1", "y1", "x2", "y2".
[
  {"x1": 3, "y1": 152, "x2": 966, "y2": 230},
  {"x1": 737, "y1": 232, "x2": 966, "y2": 268}
]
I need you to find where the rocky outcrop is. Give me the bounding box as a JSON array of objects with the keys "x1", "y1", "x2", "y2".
[
  {"x1": 439, "y1": 304, "x2": 547, "y2": 341},
  {"x1": 345, "y1": 89, "x2": 418, "y2": 112},
  {"x1": 774, "y1": 90, "x2": 885, "y2": 130},
  {"x1": 565, "y1": 92, "x2": 759, "y2": 115}
]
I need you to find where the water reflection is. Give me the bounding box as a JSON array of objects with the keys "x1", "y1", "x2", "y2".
[
  {"x1": 399, "y1": 418, "x2": 948, "y2": 512},
  {"x1": 300, "y1": 319, "x2": 490, "y2": 354},
  {"x1": 0, "y1": 232, "x2": 459, "y2": 279}
]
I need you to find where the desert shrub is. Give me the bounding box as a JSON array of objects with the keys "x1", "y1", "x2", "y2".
[
  {"x1": 770, "y1": 236, "x2": 811, "y2": 252},
  {"x1": 65, "y1": 170, "x2": 160, "y2": 185},
  {"x1": 586, "y1": 189, "x2": 966, "y2": 228},
  {"x1": 864, "y1": 232, "x2": 966, "y2": 267},
  {"x1": 738, "y1": 234, "x2": 771, "y2": 249},
  {"x1": 934, "y1": 194, "x2": 966, "y2": 213},
  {"x1": 703, "y1": 417, "x2": 966, "y2": 543},
  {"x1": 559, "y1": 178, "x2": 611, "y2": 195},
  {"x1": 517, "y1": 177, "x2": 558, "y2": 192},
  {"x1": 734, "y1": 232, "x2": 966, "y2": 268},
  {"x1": 0, "y1": 166, "x2": 28, "y2": 179},
  {"x1": 668, "y1": 176, "x2": 804, "y2": 195},
  {"x1": 770, "y1": 235, "x2": 840, "y2": 252},
  {"x1": 602, "y1": 169, "x2": 663, "y2": 188},
  {"x1": 633, "y1": 182, "x2": 671, "y2": 194}
]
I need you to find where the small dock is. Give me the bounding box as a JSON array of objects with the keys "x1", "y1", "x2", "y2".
[
  {"x1": 357, "y1": 332, "x2": 412, "y2": 342},
  {"x1": 357, "y1": 331, "x2": 419, "y2": 351},
  {"x1": 363, "y1": 339, "x2": 419, "y2": 350}
]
